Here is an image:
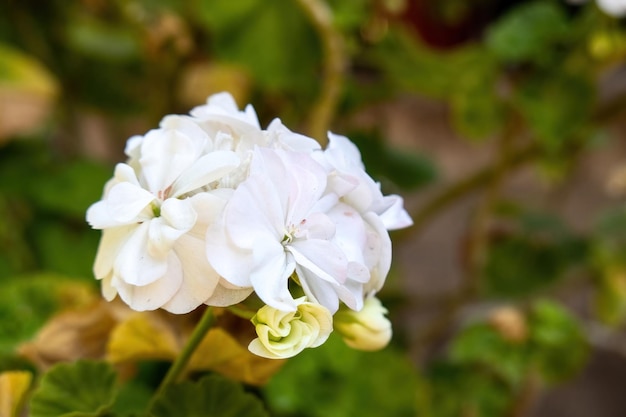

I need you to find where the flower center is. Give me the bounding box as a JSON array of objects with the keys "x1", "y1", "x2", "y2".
[
  {"x1": 282, "y1": 223, "x2": 300, "y2": 245},
  {"x1": 156, "y1": 185, "x2": 173, "y2": 201},
  {"x1": 151, "y1": 202, "x2": 161, "y2": 217}
]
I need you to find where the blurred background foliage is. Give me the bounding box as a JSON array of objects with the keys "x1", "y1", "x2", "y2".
[{"x1": 2, "y1": 0, "x2": 626, "y2": 416}]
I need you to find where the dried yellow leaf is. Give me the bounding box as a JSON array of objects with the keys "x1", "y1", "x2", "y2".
[
  {"x1": 189, "y1": 327, "x2": 285, "y2": 386},
  {"x1": 0, "y1": 371, "x2": 32, "y2": 417},
  {"x1": 107, "y1": 312, "x2": 181, "y2": 364}
]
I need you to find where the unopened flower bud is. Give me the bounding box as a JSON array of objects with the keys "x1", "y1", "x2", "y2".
[
  {"x1": 334, "y1": 296, "x2": 392, "y2": 351},
  {"x1": 489, "y1": 306, "x2": 528, "y2": 343},
  {"x1": 248, "y1": 297, "x2": 332, "y2": 359}
]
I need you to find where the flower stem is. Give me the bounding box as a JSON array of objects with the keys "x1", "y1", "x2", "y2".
[
  {"x1": 149, "y1": 307, "x2": 215, "y2": 405},
  {"x1": 294, "y1": 0, "x2": 346, "y2": 146}
]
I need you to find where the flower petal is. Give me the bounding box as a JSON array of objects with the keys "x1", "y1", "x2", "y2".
[
  {"x1": 93, "y1": 226, "x2": 134, "y2": 279},
  {"x1": 105, "y1": 182, "x2": 155, "y2": 224},
  {"x1": 139, "y1": 123, "x2": 204, "y2": 194},
  {"x1": 287, "y1": 239, "x2": 347, "y2": 284},
  {"x1": 222, "y1": 173, "x2": 285, "y2": 249},
  {"x1": 160, "y1": 235, "x2": 220, "y2": 314},
  {"x1": 204, "y1": 279, "x2": 253, "y2": 307},
  {"x1": 205, "y1": 220, "x2": 256, "y2": 287},
  {"x1": 375, "y1": 194, "x2": 414, "y2": 230},
  {"x1": 114, "y1": 221, "x2": 167, "y2": 287},
  {"x1": 113, "y1": 251, "x2": 183, "y2": 311},
  {"x1": 296, "y1": 265, "x2": 341, "y2": 313},
  {"x1": 170, "y1": 150, "x2": 239, "y2": 197},
  {"x1": 249, "y1": 244, "x2": 297, "y2": 311},
  {"x1": 363, "y1": 212, "x2": 392, "y2": 293}
]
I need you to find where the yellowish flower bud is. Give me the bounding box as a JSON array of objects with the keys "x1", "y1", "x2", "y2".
[
  {"x1": 334, "y1": 296, "x2": 392, "y2": 351},
  {"x1": 248, "y1": 298, "x2": 333, "y2": 359},
  {"x1": 488, "y1": 306, "x2": 528, "y2": 344}
]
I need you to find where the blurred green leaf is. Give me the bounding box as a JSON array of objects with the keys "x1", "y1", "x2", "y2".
[
  {"x1": 593, "y1": 206, "x2": 626, "y2": 266},
  {"x1": 150, "y1": 374, "x2": 269, "y2": 417},
  {"x1": 591, "y1": 208, "x2": 626, "y2": 324},
  {"x1": 0, "y1": 273, "x2": 95, "y2": 353},
  {"x1": 198, "y1": 0, "x2": 320, "y2": 93},
  {"x1": 64, "y1": 17, "x2": 140, "y2": 62},
  {"x1": 515, "y1": 70, "x2": 594, "y2": 151},
  {"x1": 483, "y1": 210, "x2": 587, "y2": 298},
  {"x1": 350, "y1": 130, "x2": 437, "y2": 190},
  {"x1": 486, "y1": 1, "x2": 569, "y2": 65},
  {"x1": 424, "y1": 299, "x2": 587, "y2": 416},
  {"x1": 450, "y1": 323, "x2": 528, "y2": 384},
  {"x1": 0, "y1": 142, "x2": 111, "y2": 219},
  {"x1": 372, "y1": 28, "x2": 491, "y2": 99},
  {"x1": 28, "y1": 159, "x2": 111, "y2": 219},
  {"x1": 264, "y1": 334, "x2": 419, "y2": 417},
  {"x1": 0, "y1": 43, "x2": 58, "y2": 96},
  {"x1": 111, "y1": 378, "x2": 154, "y2": 416},
  {"x1": 528, "y1": 300, "x2": 588, "y2": 382},
  {"x1": 424, "y1": 361, "x2": 513, "y2": 417},
  {"x1": 328, "y1": 0, "x2": 371, "y2": 32},
  {"x1": 29, "y1": 360, "x2": 118, "y2": 417},
  {"x1": 450, "y1": 55, "x2": 503, "y2": 140},
  {"x1": 30, "y1": 220, "x2": 100, "y2": 278}
]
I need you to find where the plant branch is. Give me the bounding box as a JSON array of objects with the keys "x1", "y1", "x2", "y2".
[
  {"x1": 149, "y1": 307, "x2": 215, "y2": 407},
  {"x1": 411, "y1": 121, "x2": 520, "y2": 358},
  {"x1": 294, "y1": 0, "x2": 346, "y2": 146},
  {"x1": 399, "y1": 90, "x2": 626, "y2": 243},
  {"x1": 399, "y1": 142, "x2": 540, "y2": 242}
]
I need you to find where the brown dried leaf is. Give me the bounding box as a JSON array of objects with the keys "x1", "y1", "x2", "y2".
[
  {"x1": 107, "y1": 308, "x2": 284, "y2": 386},
  {"x1": 18, "y1": 300, "x2": 118, "y2": 370}
]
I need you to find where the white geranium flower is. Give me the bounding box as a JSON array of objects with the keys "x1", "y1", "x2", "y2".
[
  {"x1": 249, "y1": 297, "x2": 333, "y2": 359},
  {"x1": 320, "y1": 133, "x2": 413, "y2": 231},
  {"x1": 87, "y1": 115, "x2": 250, "y2": 313},
  {"x1": 206, "y1": 147, "x2": 372, "y2": 313},
  {"x1": 597, "y1": 0, "x2": 626, "y2": 16},
  {"x1": 189, "y1": 93, "x2": 320, "y2": 190},
  {"x1": 333, "y1": 296, "x2": 392, "y2": 351},
  {"x1": 566, "y1": 0, "x2": 626, "y2": 17}
]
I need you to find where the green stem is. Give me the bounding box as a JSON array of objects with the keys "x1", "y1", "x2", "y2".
[
  {"x1": 149, "y1": 307, "x2": 215, "y2": 407},
  {"x1": 294, "y1": 0, "x2": 346, "y2": 146},
  {"x1": 227, "y1": 304, "x2": 256, "y2": 320},
  {"x1": 396, "y1": 142, "x2": 540, "y2": 242}
]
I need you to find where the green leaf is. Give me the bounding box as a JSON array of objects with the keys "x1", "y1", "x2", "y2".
[
  {"x1": 349, "y1": 131, "x2": 437, "y2": 191},
  {"x1": 111, "y1": 379, "x2": 154, "y2": 416},
  {"x1": 0, "y1": 43, "x2": 58, "y2": 96},
  {"x1": 28, "y1": 159, "x2": 112, "y2": 219},
  {"x1": 29, "y1": 360, "x2": 118, "y2": 417},
  {"x1": 0, "y1": 274, "x2": 96, "y2": 353},
  {"x1": 486, "y1": 1, "x2": 569, "y2": 65},
  {"x1": 514, "y1": 71, "x2": 594, "y2": 151},
  {"x1": 150, "y1": 374, "x2": 269, "y2": 417},
  {"x1": 198, "y1": 0, "x2": 320, "y2": 93},
  {"x1": 372, "y1": 28, "x2": 492, "y2": 99},
  {"x1": 483, "y1": 210, "x2": 587, "y2": 298},
  {"x1": 449, "y1": 323, "x2": 528, "y2": 385},
  {"x1": 425, "y1": 361, "x2": 513, "y2": 417},
  {"x1": 264, "y1": 334, "x2": 419, "y2": 417},
  {"x1": 528, "y1": 300, "x2": 588, "y2": 383},
  {"x1": 30, "y1": 220, "x2": 101, "y2": 278},
  {"x1": 450, "y1": 55, "x2": 504, "y2": 140},
  {"x1": 64, "y1": 16, "x2": 141, "y2": 62}
]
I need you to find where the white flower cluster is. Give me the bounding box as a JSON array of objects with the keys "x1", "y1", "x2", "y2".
[
  {"x1": 87, "y1": 92, "x2": 412, "y2": 357},
  {"x1": 567, "y1": 0, "x2": 626, "y2": 16}
]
